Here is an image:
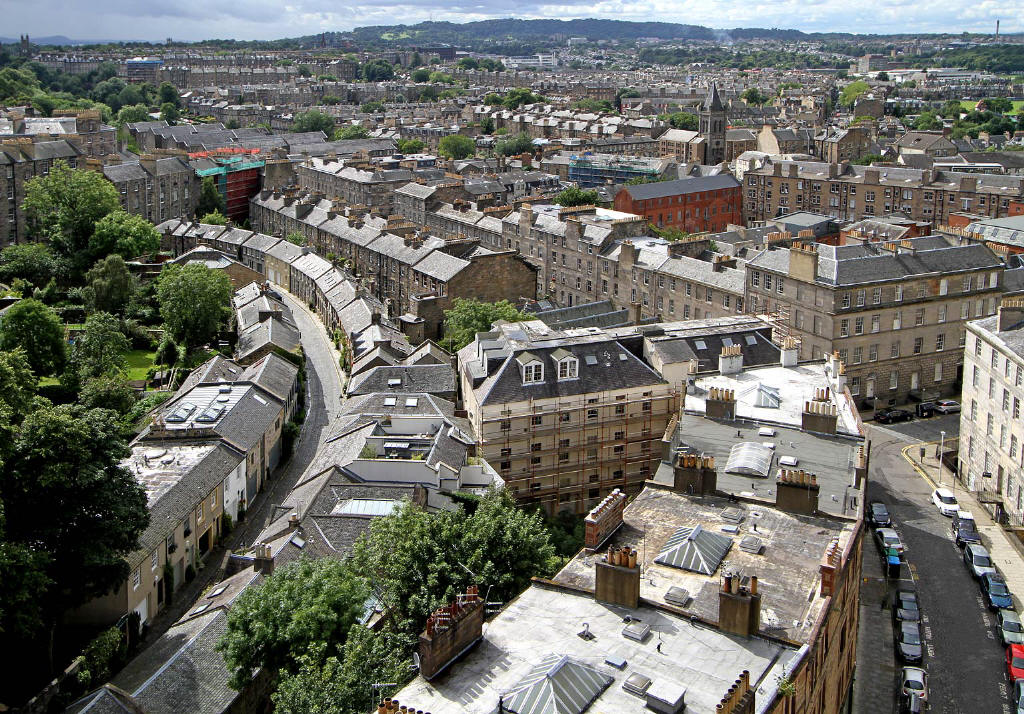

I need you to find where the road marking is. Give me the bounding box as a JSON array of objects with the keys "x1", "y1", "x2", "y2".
[{"x1": 899, "y1": 442, "x2": 940, "y2": 490}]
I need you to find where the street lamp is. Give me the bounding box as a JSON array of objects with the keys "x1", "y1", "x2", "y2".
[{"x1": 938, "y1": 431, "x2": 946, "y2": 487}]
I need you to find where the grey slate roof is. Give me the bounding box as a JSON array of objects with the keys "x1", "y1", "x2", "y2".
[
  {"x1": 622, "y1": 174, "x2": 740, "y2": 200},
  {"x1": 346, "y1": 364, "x2": 456, "y2": 396}
]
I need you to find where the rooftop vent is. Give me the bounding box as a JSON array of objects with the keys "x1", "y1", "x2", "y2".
[
  {"x1": 504, "y1": 654, "x2": 612, "y2": 714},
  {"x1": 655, "y1": 524, "x2": 733, "y2": 575},
  {"x1": 623, "y1": 672, "x2": 653, "y2": 697},
  {"x1": 622, "y1": 621, "x2": 651, "y2": 642}
]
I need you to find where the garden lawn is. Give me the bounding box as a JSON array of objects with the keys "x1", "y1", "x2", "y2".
[
  {"x1": 125, "y1": 349, "x2": 157, "y2": 381},
  {"x1": 959, "y1": 99, "x2": 1024, "y2": 113}
]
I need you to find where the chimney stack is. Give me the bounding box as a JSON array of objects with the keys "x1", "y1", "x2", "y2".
[
  {"x1": 718, "y1": 344, "x2": 743, "y2": 375},
  {"x1": 595, "y1": 545, "x2": 641, "y2": 609},
  {"x1": 584, "y1": 489, "x2": 628, "y2": 550},
  {"x1": 418, "y1": 586, "x2": 484, "y2": 680},
  {"x1": 998, "y1": 297, "x2": 1024, "y2": 332},
  {"x1": 705, "y1": 387, "x2": 736, "y2": 420},
  {"x1": 801, "y1": 398, "x2": 838, "y2": 435},
  {"x1": 819, "y1": 537, "x2": 843, "y2": 598},
  {"x1": 672, "y1": 453, "x2": 717, "y2": 495},
  {"x1": 780, "y1": 335, "x2": 798, "y2": 367},
  {"x1": 826, "y1": 351, "x2": 847, "y2": 392},
  {"x1": 718, "y1": 572, "x2": 761, "y2": 638},
  {"x1": 775, "y1": 468, "x2": 821, "y2": 515},
  {"x1": 787, "y1": 242, "x2": 818, "y2": 282},
  {"x1": 716, "y1": 670, "x2": 756, "y2": 714},
  {"x1": 253, "y1": 542, "x2": 275, "y2": 575}
]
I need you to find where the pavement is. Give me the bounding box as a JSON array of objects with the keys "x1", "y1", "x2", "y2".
[
  {"x1": 130, "y1": 285, "x2": 344, "y2": 652},
  {"x1": 853, "y1": 416, "x2": 1016, "y2": 714}
]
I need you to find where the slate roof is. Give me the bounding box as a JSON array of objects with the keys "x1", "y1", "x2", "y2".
[
  {"x1": 239, "y1": 353, "x2": 299, "y2": 404},
  {"x1": 346, "y1": 364, "x2": 456, "y2": 396},
  {"x1": 235, "y1": 316, "x2": 301, "y2": 363},
  {"x1": 622, "y1": 174, "x2": 740, "y2": 201}
]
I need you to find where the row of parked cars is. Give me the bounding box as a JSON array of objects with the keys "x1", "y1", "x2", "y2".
[{"x1": 874, "y1": 399, "x2": 960, "y2": 425}]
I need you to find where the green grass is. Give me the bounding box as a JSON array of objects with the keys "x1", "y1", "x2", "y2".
[
  {"x1": 125, "y1": 350, "x2": 157, "y2": 381},
  {"x1": 959, "y1": 99, "x2": 1024, "y2": 113}
]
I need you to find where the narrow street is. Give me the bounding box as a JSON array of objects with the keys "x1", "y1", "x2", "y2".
[{"x1": 854, "y1": 415, "x2": 1011, "y2": 714}]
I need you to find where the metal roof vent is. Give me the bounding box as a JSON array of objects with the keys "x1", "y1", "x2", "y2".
[
  {"x1": 623, "y1": 672, "x2": 652, "y2": 697},
  {"x1": 622, "y1": 621, "x2": 651, "y2": 642}
]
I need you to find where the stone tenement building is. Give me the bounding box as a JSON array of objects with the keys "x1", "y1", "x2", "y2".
[
  {"x1": 98, "y1": 154, "x2": 200, "y2": 226},
  {"x1": 503, "y1": 203, "x2": 747, "y2": 321},
  {"x1": 613, "y1": 174, "x2": 742, "y2": 233},
  {"x1": 296, "y1": 156, "x2": 429, "y2": 215},
  {"x1": 743, "y1": 159, "x2": 1024, "y2": 225},
  {"x1": 745, "y1": 236, "x2": 1004, "y2": 405},
  {"x1": 960, "y1": 298, "x2": 1024, "y2": 522},
  {"x1": 0, "y1": 109, "x2": 117, "y2": 158},
  {"x1": 0, "y1": 139, "x2": 80, "y2": 246},
  {"x1": 249, "y1": 191, "x2": 538, "y2": 340}
]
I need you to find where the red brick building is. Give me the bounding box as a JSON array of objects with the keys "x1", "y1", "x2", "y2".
[{"x1": 613, "y1": 174, "x2": 742, "y2": 233}]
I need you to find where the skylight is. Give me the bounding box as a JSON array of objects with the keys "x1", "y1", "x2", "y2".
[{"x1": 694, "y1": 340, "x2": 707, "y2": 350}]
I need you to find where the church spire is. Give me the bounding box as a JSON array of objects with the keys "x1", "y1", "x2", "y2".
[{"x1": 704, "y1": 82, "x2": 725, "y2": 112}]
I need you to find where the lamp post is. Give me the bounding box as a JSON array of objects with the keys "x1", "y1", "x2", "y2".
[{"x1": 938, "y1": 431, "x2": 946, "y2": 488}]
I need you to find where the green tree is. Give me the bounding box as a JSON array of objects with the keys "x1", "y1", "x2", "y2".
[
  {"x1": 22, "y1": 160, "x2": 121, "y2": 277},
  {"x1": 428, "y1": 71, "x2": 454, "y2": 84},
  {"x1": 285, "y1": 231, "x2": 306, "y2": 246},
  {"x1": 158, "y1": 81, "x2": 179, "y2": 107},
  {"x1": 89, "y1": 210, "x2": 160, "y2": 261},
  {"x1": 495, "y1": 131, "x2": 534, "y2": 157},
  {"x1": 1, "y1": 404, "x2": 148, "y2": 620},
  {"x1": 291, "y1": 110, "x2": 335, "y2": 135},
  {"x1": 199, "y1": 210, "x2": 228, "y2": 225},
  {"x1": 456, "y1": 58, "x2": 479, "y2": 71},
  {"x1": 441, "y1": 298, "x2": 529, "y2": 352},
  {"x1": 359, "y1": 100, "x2": 385, "y2": 113},
  {"x1": 297, "y1": 64, "x2": 312, "y2": 78},
  {"x1": 115, "y1": 103, "x2": 150, "y2": 125},
  {"x1": 410, "y1": 68, "x2": 431, "y2": 83},
  {"x1": 741, "y1": 87, "x2": 771, "y2": 106},
  {"x1": 981, "y1": 97, "x2": 1013, "y2": 114},
  {"x1": 217, "y1": 558, "x2": 369, "y2": 690},
  {"x1": 70, "y1": 311, "x2": 129, "y2": 380},
  {"x1": 273, "y1": 629, "x2": 414, "y2": 714},
  {"x1": 0, "y1": 299, "x2": 65, "y2": 377},
  {"x1": 321, "y1": 95, "x2": 342, "y2": 106},
  {"x1": 851, "y1": 153, "x2": 885, "y2": 166},
  {"x1": 159, "y1": 102, "x2": 180, "y2": 125},
  {"x1": 334, "y1": 125, "x2": 369, "y2": 140},
  {"x1": 83, "y1": 254, "x2": 134, "y2": 315},
  {"x1": 352, "y1": 489, "x2": 559, "y2": 626},
  {"x1": 572, "y1": 98, "x2": 613, "y2": 113},
  {"x1": 665, "y1": 112, "x2": 699, "y2": 131},
  {"x1": 553, "y1": 186, "x2": 599, "y2": 207},
  {"x1": 196, "y1": 176, "x2": 226, "y2": 217},
  {"x1": 839, "y1": 80, "x2": 870, "y2": 108},
  {"x1": 876, "y1": 71, "x2": 889, "y2": 81},
  {"x1": 438, "y1": 134, "x2": 475, "y2": 160},
  {"x1": 0, "y1": 243, "x2": 59, "y2": 289},
  {"x1": 78, "y1": 375, "x2": 136, "y2": 414},
  {"x1": 913, "y1": 111, "x2": 942, "y2": 131},
  {"x1": 0, "y1": 348, "x2": 37, "y2": 421},
  {"x1": 396, "y1": 138, "x2": 425, "y2": 154},
  {"x1": 0, "y1": 505, "x2": 52, "y2": 646},
  {"x1": 362, "y1": 59, "x2": 394, "y2": 82},
  {"x1": 409, "y1": 52, "x2": 423, "y2": 68},
  {"x1": 156, "y1": 263, "x2": 232, "y2": 349},
  {"x1": 479, "y1": 116, "x2": 495, "y2": 134}
]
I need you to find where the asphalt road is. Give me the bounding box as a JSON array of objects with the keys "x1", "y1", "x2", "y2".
[
  {"x1": 855, "y1": 423, "x2": 1011, "y2": 714},
  {"x1": 867, "y1": 411, "x2": 962, "y2": 445}
]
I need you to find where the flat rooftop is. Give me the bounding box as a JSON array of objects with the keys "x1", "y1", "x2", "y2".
[
  {"x1": 687, "y1": 362, "x2": 861, "y2": 437},
  {"x1": 554, "y1": 488, "x2": 856, "y2": 644},
  {"x1": 126, "y1": 442, "x2": 221, "y2": 507},
  {"x1": 393, "y1": 581, "x2": 799, "y2": 714}
]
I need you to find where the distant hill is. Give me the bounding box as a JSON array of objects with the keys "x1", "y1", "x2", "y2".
[{"x1": 0, "y1": 35, "x2": 125, "y2": 46}]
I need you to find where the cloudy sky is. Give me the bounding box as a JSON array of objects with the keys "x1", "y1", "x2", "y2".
[{"x1": 0, "y1": 0, "x2": 1015, "y2": 42}]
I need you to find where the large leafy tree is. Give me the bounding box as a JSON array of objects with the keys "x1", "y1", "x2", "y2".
[
  {"x1": 89, "y1": 210, "x2": 160, "y2": 262},
  {"x1": 0, "y1": 243, "x2": 59, "y2": 289},
  {"x1": 437, "y1": 134, "x2": 475, "y2": 160},
  {"x1": 361, "y1": 59, "x2": 394, "y2": 82},
  {"x1": 1, "y1": 404, "x2": 148, "y2": 620},
  {"x1": 291, "y1": 110, "x2": 335, "y2": 135},
  {"x1": 116, "y1": 103, "x2": 150, "y2": 125},
  {"x1": 441, "y1": 298, "x2": 529, "y2": 352},
  {"x1": 83, "y1": 254, "x2": 135, "y2": 315},
  {"x1": 0, "y1": 348, "x2": 39, "y2": 422},
  {"x1": 22, "y1": 160, "x2": 122, "y2": 277},
  {"x1": 839, "y1": 80, "x2": 870, "y2": 108},
  {"x1": 70, "y1": 311, "x2": 129, "y2": 381},
  {"x1": 158, "y1": 81, "x2": 179, "y2": 107},
  {"x1": 495, "y1": 131, "x2": 534, "y2": 157},
  {"x1": 351, "y1": 489, "x2": 559, "y2": 626},
  {"x1": 156, "y1": 263, "x2": 232, "y2": 350},
  {"x1": 196, "y1": 176, "x2": 226, "y2": 217},
  {"x1": 553, "y1": 186, "x2": 599, "y2": 207},
  {"x1": 217, "y1": 558, "x2": 369, "y2": 690},
  {"x1": 0, "y1": 298, "x2": 66, "y2": 377}
]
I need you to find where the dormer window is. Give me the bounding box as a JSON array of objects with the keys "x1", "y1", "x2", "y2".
[
  {"x1": 523, "y1": 362, "x2": 544, "y2": 384},
  {"x1": 558, "y1": 357, "x2": 578, "y2": 380}
]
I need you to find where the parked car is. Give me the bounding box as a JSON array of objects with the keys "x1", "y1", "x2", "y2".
[
  {"x1": 935, "y1": 399, "x2": 961, "y2": 414},
  {"x1": 952, "y1": 510, "x2": 981, "y2": 547},
  {"x1": 982, "y1": 573, "x2": 1015, "y2": 611},
  {"x1": 876, "y1": 408, "x2": 913, "y2": 424},
  {"x1": 1014, "y1": 679, "x2": 1024, "y2": 714},
  {"x1": 964, "y1": 544, "x2": 997, "y2": 579},
  {"x1": 916, "y1": 401, "x2": 936, "y2": 418},
  {"x1": 895, "y1": 620, "x2": 924, "y2": 663},
  {"x1": 893, "y1": 590, "x2": 921, "y2": 624},
  {"x1": 900, "y1": 666, "x2": 928, "y2": 711},
  {"x1": 1008, "y1": 644, "x2": 1024, "y2": 681},
  {"x1": 998, "y1": 610, "x2": 1024, "y2": 646},
  {"x1": 868, "y1": 501, "x2": 892, "y2": 528},
  {"x1": 932, "y1": 488, "x2": 959, "y2": 516},
  {"x1": 876, "y1": 527, "x2": 905, "y2": 555}
]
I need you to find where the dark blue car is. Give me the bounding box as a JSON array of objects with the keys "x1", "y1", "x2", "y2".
[{"x1": 981, "y1": 572, "x2": 1014, "y2": 611}]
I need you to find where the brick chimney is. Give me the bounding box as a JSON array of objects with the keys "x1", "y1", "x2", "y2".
[
  {"x1": 775, "y1": 469, "x2": 820, "y2": 515},
  {"x1": 716, "y1": 670, "x2": 756, "y2": 714},
  {"x1": 787, "y1": 242, "x2": 817, "y2": 282},
  {"x1": 718, "y1": 572, "x2": 760, "y2": 638},
  {"x1": 998, "y1": 297, "x2": 1024, "y2": 332},
  {"x1": 718, "y1": 344, "x2": 743, "y2": 375},
  {"x1": 705, "y1": 387, "x2": 736, "y2": 420},
  {"x1": 780, "y1": 335, "x2": 798, "y2": 367},
  {"x1": 801, "y1": 397, "x2": 837, "y2": 435},
  {"x1": 595, "y1": 545, "x2": 641, "y2": 609},
  {"x1": 672, "y1": 453, "x2": 717, "y2": 495},
  {"x1": 418, "y1": 586, "x2": 484, "y2": 680},
  {"x1": 826, "y1": 351, "x2": 847, "y2": 392},
  {"x1": 584, "y1": 489, "x2": 627, "y2": 550},
  {"x1": 854, "y1": 445, "x2": 868, "y2": 490},
  {"x1": 819, "y1": 537, "x2": 842, "y2": 598},
  {"x1": 253, "y1": 542, "x2": 274, "y2": 575}
]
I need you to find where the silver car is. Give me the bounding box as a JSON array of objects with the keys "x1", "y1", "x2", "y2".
[
  {"x1": 964, "y1": 543, "x2": 996, "y2": 579},
  {"x1": 999, "y1": 609, "x2": 1024, "y2": 646}
]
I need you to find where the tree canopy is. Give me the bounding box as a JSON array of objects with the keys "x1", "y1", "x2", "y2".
[
  {"x1": 197, "y1": 176, "x2": 226, "y2": 217},
  {"x1": 396, "y1": 138, "x2": 425, "y2": 154},
  {"x1": 0, "y1": 299, "x2": 66, "y2": 377},
  {"x1": 410, "y1": 68, "x2": 431, "y2": 83},
  {"x1": 89, "y1": 210, "x2": 160, "y2": 262},
  {"x1": 334, "y1": 125, "x2": 369, "y2": 140},
  {"x1": 217, "y1": 558, "x2": 369, "y2": 690},
  {"x1": 84, "y1": 254, "x2": 134, "y2": 315},
  {"x1": 0, "y1": 243, "x2": 59, "y2": 289},
  {"x1": 199, "y1": 211, "x2": 228, "y2": 225},
  {"x1": 839, "y1": 80, "x2": 870, "y2": 108},
  {"x1": 70, "y1": 311, "x2": 129, "y2": 381},
  {"x1": 437, "y1": 134, "x2": 475, "y2": 160},
  {"x1": 441, "y1": 298, "x2": 529, "y2": 351},
  {"x1": 157, "y1": 263, "x2": 232, "y2": 350},
  {"x1": 495, "y1": 131, "x2": 534, "y2": 157},
  {"x1": 553, "y1": 186, "x2": 599, "y2": 207},
  {"x1": 362, "y1": 59, "x2": 395, "y2": 82},
  {"x1": 741, "y1": 87, "x2": 772, "y2": 106},
  {"x1": 663, "y1": 112, "x2": 698, "y2": 131},
  {"x1": 291, "y1": 110, "x2": 335, "y2": 135}
]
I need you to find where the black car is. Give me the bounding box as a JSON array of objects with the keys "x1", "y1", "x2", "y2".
[
  {"x1": 877, "y1": 408, "x2": 913, "y2": 424},
  {"x1": 895, "y1": 620, "x2": 924, "y2": 663},
  {"x1": 868, "y1": 501, "x2": 892, "y2": 528},
  {"x1": 893, "y1": 590, "x2": 921, "y2": 625},
  {"x1": 953, "y1": 517, "x2": 982, "y2": 548},
  {"x1": 916, "y1": 402, "x2": 936, "y2": 418}
]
